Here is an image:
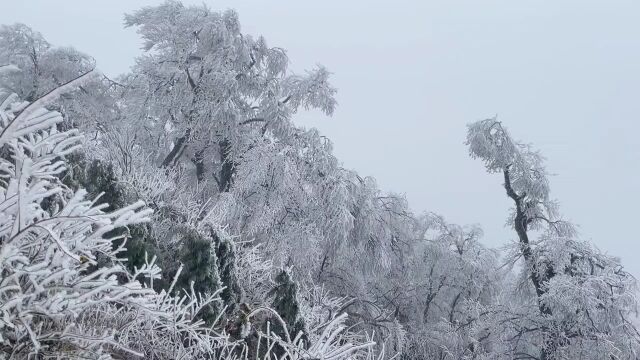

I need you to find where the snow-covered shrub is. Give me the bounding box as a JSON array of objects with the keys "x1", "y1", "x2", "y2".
[{"x1": 0, "y1": 78, "x2": 225, "y2": 359}]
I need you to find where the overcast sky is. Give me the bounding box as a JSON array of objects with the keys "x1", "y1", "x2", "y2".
[{"x1": 2, "y1": 1, "x2": 639, "y2": 275}]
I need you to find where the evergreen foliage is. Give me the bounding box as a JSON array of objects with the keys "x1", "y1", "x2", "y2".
[
  {"x1": 269, "y1": 269, "x2": 307, "y2": 343},
  {"x1": 214, "y1": 232, "x2": 244, "y2": 311},
  {"x1": 176, "y1": 229, "x2": 223, "y2": 324}
]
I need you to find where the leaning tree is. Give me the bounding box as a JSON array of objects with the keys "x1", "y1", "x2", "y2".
[{"x1": 466, "y1": 118, "x2": 640, "y2": 359}]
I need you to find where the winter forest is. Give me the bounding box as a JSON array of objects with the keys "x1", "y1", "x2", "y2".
[{"x1": 1, "y1": 1, "x2": 639, "y2": 359}]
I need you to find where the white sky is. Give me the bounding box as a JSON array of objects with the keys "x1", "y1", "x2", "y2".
[{"x1": 2, "y1": 0, "x2": 639, "y2": 276}]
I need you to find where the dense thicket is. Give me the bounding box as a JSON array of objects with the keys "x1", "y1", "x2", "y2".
[{"x1": 1, "y1": 2, "x2": 638, "y2": 359}]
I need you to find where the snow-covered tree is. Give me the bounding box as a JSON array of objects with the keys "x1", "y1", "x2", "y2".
[
  {"x1": 122, "y1": 1, "x2": 335, "y2": 186},
  {"x1": 0, "y1": 24, "x2": 94, "y2": 102},
  {"x1": 466, "y1": 118, "x2": 640, "y2": 359}
]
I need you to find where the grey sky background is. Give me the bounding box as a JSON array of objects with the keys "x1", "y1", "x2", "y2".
[{"x1": 2, "y1": 1, "x2": 639, "y2": 276}]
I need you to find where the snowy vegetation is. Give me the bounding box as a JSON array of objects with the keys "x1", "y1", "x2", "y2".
[{"x1": 1, "y1": 2, "x2": 639, "y2": 359}]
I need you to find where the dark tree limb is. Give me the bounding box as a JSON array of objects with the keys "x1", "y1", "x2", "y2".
[{"x1": 161, "y1": 128, "x2": 191, "y2": 167}]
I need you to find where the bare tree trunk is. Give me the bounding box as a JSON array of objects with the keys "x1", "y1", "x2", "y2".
[
  {"x1": 217, "y1": 139, "x2": 235, "y2": 192},
  {"x1": 191, "y1": 148, "x2": 206, "y2": 183},
  {"x1": 504, "y1": 168, "x2": 554, "y2": 360},
  {"x1": 449, "y1": 291, "x2": 462, "y2": 323},
  {"x1": 161, "y1": 128, "x2": 191, "y2": 167}
]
